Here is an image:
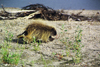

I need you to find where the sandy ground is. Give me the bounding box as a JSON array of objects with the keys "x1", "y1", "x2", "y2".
[{"x1": 0, "y1": 8, "x2": 100, "y2": 67}]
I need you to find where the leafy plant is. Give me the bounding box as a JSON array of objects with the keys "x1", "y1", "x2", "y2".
[
  {"x1": 1, "y1": 48, "x2": 20, "y2": 65},
  {"x1": 72, "y1": 26, "x2": 83, "y2": 63}
]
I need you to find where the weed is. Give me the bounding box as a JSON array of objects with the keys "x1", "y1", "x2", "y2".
[
  {"x1": 0, "y1": 28, "x2": 21, "y2": 65},
  {"x1": 60, "y1": 25, "x2": 83, "y2": 64},
  {"x1": 20, "y1": 60, "x2": 25, "y2": 67},
  {"x1": 40, "y1": 55, "x2": 53, "y2": 67},
  {"x1": 41, "y1": 56, "x2": 47, "y2": 67},
  {"x1": 33, "y1": 44, "x2": 40, "y2": 51},
  {"x1": 72, "y1": 26, "x2": 83, "y2": 63},
  {"x1": 32, "y1": 37, "x2": 41, "y2": 51},
  {"x1": 3, "y1": 29, "x2": 13, "y2": 49},
  {"x1": 30, "y1": 60, "x2": 35, "y2": 66},
  {"x1": 1, "y1": 48, "x2": 20, "y2": 65}
]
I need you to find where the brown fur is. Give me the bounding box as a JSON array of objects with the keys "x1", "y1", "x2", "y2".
[{"x1": 17, "y1": 21, "x2": 57, "y2": 43}]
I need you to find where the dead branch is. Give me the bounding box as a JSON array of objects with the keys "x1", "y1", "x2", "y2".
[
  {"x1": 23, "y1": 11, "x2": 41, "y2": 19},
  {"x1": 0, "y1": 7, "x2": 36, "y2": 19},
  {"x1": 1, "y1": 4, "x2": 9, "y2": 13}
]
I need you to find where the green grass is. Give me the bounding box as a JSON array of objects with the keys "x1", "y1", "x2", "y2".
[{"x1": 1, "y1": 48, "x2": 20, "y2": 65}]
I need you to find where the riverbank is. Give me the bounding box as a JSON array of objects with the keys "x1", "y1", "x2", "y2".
[{"x1": 0, "y1": 8, "x2": 100, "y2": 67}]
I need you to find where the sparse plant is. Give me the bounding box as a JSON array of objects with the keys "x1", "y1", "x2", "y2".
[
  {"x1": 72, "y1": 26, "x2": 83, "y2": 63},
  {"x1": 0, "y1": 28, "x2": 21, "y2": 65},
  {"x1": 6, "y1": 32, "x2": 13, "y2": 42},
  {"x1": 60, "y1": 25, "x2": 83, "y2": 64},
  {"x1": 4, "y1": 28, "x2": 13, "y2": 42},
  {"x1": 32, "y1": 37, "x2": 41, "y2": 51},
  {"x1": 33, "y1": 44, "x2": 40, "y2": 51},
  {"x1": 1, "y1": 48, "x2": 20, "y2": 65},
  {"x1": 20, "y1": 60, "x2": 25, "y2": 67},
  {"x1": 41, "y1": 55, "x2": 47, "y2": 67},
  {"x1": 30, "y1": 60, "x2": 35, "y2": 66}
]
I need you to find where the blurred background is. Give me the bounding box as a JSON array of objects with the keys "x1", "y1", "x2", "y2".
[{"x1": 0, "y1": 0, "x2": 100, "y2": 10}]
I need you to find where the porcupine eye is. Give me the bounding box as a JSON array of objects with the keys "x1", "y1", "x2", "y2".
[{"x1": 24, "y1": 31, "x2": 28, "y2": 35}]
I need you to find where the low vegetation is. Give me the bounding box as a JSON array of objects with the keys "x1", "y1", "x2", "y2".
[
  {"x1": 60, "y1": 25, "x2": 83, "y2": 64},
  {"x1": 0, "y1": 29, "x2": 21, "y2": 65},
  {"x1": 0, "y1": 24, "x2": 84, "y2": 66}
]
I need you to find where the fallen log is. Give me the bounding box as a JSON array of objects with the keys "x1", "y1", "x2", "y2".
[{"x1": 0, "y1": 9, "x2": 36, "y2": 19}]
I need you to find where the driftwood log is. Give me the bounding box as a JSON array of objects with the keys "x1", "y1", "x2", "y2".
[
  {"x1": 0, "y1": 5, "x2": 36, "y2": 19},
  {"x1": 0, "y1": 4, "x2": 100, "y2": 21}
]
